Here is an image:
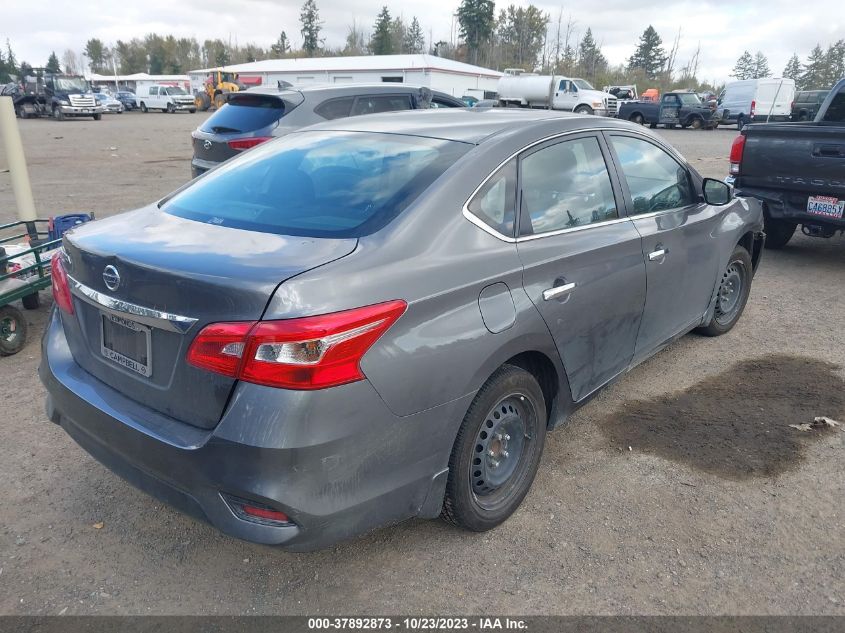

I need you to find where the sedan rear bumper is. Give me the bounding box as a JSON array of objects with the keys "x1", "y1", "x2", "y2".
[{"x1": 40, "y1": 310, "x2": 468, "y2": 550}]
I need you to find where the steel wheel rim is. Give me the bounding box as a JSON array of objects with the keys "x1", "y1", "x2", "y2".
[
  {"x1": 1, "y1": 316, "x2": 19, "y2": 345},
  {"x1": 715, "y1": 260, "x2": 745, "y2": 325},
  {"x1": 470, "y1": 393, "x2": 536, "y2": 509}
]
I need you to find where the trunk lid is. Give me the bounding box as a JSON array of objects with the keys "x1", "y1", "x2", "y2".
[{"x1": 60, "y1": 205, "x2": 357, "y2": 429}]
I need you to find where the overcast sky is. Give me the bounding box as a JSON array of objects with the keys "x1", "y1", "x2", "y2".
[{"x1": 3, "y1": 0, "x2": 843, "y2": 82}]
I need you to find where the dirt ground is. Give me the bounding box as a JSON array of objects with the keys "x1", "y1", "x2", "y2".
[{"x1": 0, "y1": 113, "x2": 843, "y2": 615}]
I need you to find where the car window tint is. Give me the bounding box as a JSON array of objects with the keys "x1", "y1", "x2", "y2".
[
  {"x1": 163, "y1": 131, "x2": 470, "y2": 238},
  {"x1": 314, "y1": 97, "x2": 354, "y2": 120},
  {"x1": 519, "y1": 137, "x2": 618, "y2": 235},
  {"x1": 351, "y1": 95, "x2": 412, "y2": 116},
  {"x1": 467, "y1": 159, "x2": 517, "y2": 237},
  {"x1": 610, "y1": 136, "x2": 696, "y2": 214},
  {"x1": 821, "y1": 92, "x2": 845, "y2": 123}
]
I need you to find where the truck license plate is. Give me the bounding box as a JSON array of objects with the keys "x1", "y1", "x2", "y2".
[
  {"x1": 101, "y1": 313, "x2": 152, "y2": 377},
  {"x1": 807, "y1": 195, "x2": 844, "y2": 219}
]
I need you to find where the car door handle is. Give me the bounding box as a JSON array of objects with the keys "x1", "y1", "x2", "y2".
[
  {"x1": 647, "y1": 248, "x2": 668, "y2": 261},
  {"x1": 543, "y1": 282, "x2": 576, "y2": 301}
]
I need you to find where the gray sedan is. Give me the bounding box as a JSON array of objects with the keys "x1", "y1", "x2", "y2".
[{"x1": 41, "y1": 110, "x2": 764, "y2": 550}]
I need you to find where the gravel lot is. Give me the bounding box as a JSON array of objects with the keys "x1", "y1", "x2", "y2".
[{"x1": 0, "y1": 112, "x2": 843, "y2": 615}]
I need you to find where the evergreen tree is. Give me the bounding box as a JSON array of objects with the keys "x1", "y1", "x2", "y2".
[
  {"x1": 800, "y1": 44, "x2": 827, "y2": 89},
  {"x1": 404, "y1": 17, "x2": 426, "y2": 54},
  {"x1": 496, "y1": 5, "x2": 550, "y2": 71},
  {"x1": 300, "y1": 0, "x2": 323, "y2": 57},
  {"x1": 456, "y1": 0, "x2": 495, "y2": 65},
  {"x1": 752, "y1": 51, "x2": 770, "y2": 79},
  {"x1": 4, "y1": 40, "x2": 17, "y2": 78},
  {"x1": 370, "y1": 6, "x2": 394, "y2": 55},
  {"x1": 389, "y1": 16, "x2": 406, "y2": 54},
  {"x1": 824, "y1": 40, "x2": 845, "y2": 87},
  {"x1": 731, "y1": 50, "x2": 755, "y2": 80},
  {"x1": 46, "y1": 51, "x2": 61, "y2": 73},
  {"x1": 84, "y1": 38, "x2": 107, "y2": 73},
  {"x1": 627, "y1": 26, "x2": 666, "y2": 80},
  {"x1": 578, "y1": 28, "x2": 608, "y2": 82},
  {"x1": 271, "y1": 32, "x2": 291, "y2": 57},
  {"x1": 783, "y1": 53, "x2": 802, "y2": 85}
]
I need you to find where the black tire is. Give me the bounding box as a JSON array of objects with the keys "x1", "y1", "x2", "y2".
[
  {"x1": 697, "y1": 245, "x2": 753, "y2": 337},
  {"x1": 736, "y1": 114, "x2": 745, "y2": 130},
  {"x1": 189, "y1": 108, "x2": 196, "y2": 114},
  {"x1": 690, "y1": 116, "x2": 703, "y2": 129},
  {"x1": 441, "y1": 364, "x2": 547, "y2": 532},
  {"x1": 628, "y1": 113, "x2": 644, "y2": 125},
  {"x1": 21, "y1": 292, "x2": 40, "y2": 310},
  {"x1": 53, "y1": 106, "x2": 64, "y2": 121},
  {"x1": 764, "y1": 216, "x2": 797, "y2": 249},
  {"x1": 0, "y1": 305, "x2": 27, "y2": 356},
  {"x1": 140, "y1": 102, "x2": 148, "y2": 113},
  {"x1": 648, "y1": 122, "x2": 657, "y2": 129},
  {"x1": 574, "y1": 105, "x2": 593, "y2": 115},
  {"x1": 93, "y1": 113, "x2": 102, "y2": 120}
]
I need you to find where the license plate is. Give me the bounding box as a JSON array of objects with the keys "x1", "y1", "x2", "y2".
[
  {"x1": 807, "y1": 195, "x2": 844, "y2": 219},
  {"x1": 100, "y1": 313, "x2": 152, "y2": 377}
]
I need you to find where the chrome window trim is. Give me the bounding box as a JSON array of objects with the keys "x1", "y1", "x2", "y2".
[
  {"x1": 67, "y1": 275, "x2": 198, "y2": 334},
  {"x1": 462, "y1": 126, "x2": 634, "y2": 243}
]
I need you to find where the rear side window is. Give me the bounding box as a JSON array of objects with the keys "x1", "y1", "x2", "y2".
[
  {"x1": 149, "y1": 87, "x2": 158, "y2": 95},
  {"x1": 821, "y1": 92, "x2": 845, "y2": 123},
  {"x1": 351, "y1": 95, "x2": 412, "y2": 116},
  {"x1": 519, "y1": 137, "x2": 618, "y2": 235},
  {"x1": 467, "y1": 159, "x2": 517, "y2": 237},
  {"x1": 163, "y1": 131, "x2": 470, "y2": 238},
  {"x1": 200, "y1": 94, "x2": 288, "y2": 134},
  {"x1": 314, "y1": 97, "x2": 354, "y2": 120},
  {"x1": 610, "y1": 135, "x2": 696, "y2": 213}
]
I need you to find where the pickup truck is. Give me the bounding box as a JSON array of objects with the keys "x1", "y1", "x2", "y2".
[
  {"x1": 618, "y1": 92, "x2": 718, "y2": 129},
  {"x1": 727, "y1": 77, "x2": 845, "y2": 248}
]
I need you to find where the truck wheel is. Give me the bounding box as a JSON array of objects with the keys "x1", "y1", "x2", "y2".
[
  {"x1": 196, "y1": 93, "x2": 211, "y2": 111},
  {"x1": 696, "y1": 245, "x2": 752, "y2": 337},
  {"x1": 189, "y1": 108, "x2": 197, "y2": 114},
  {"x1": 214, "y1": 93, "x2": 228, "y2": 109},
  {"x1": 649, "y1": 122, "x2": 657, "y2": 129},
  {"x1": 140, "y1": 102, "x2": 148, "y2": 113},
  {"x1": 441, "y1": 364, "x2": 547, "y2": 532},
  {"x1": 574, "y1": 105, "x2": 593, "y2": 115},
  {"x1": 736, "y1": 114, "x2": 745, "y2": 130},
  {"x1": 53, "y1": 106, "x2": 64, "y2": 121},
  {"x1": 0, "y1": 305, "x2": 27, "y2": 356},
  {"x1": 690, "y1": 117, "x2": 703, "y2": 129},
  {"x1": 628, "y1": 113, "x2": 644, "y2": 125},
  {"x1": 21, "y1": 292, "x2": 40, "y2": 310},
  {"x1": 93, "y1": 113, "x2": 102, "y2": 121},
  {"x1": 764, "y1": 217, "x2": 797, "y2": 249},
  {"x1": 166, "y1": 103, "x2": 174, "y2": 113}
]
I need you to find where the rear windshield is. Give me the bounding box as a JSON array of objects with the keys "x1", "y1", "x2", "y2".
[
  {"x1": 199, "y1": 93, "x2": 294, "y2": 134},
  {"x1": 162, "y1": 131, "x2": 471, "y2": 238},
  {"x1": 821, "y1": 92, "x2": 845, "y2": 123}
]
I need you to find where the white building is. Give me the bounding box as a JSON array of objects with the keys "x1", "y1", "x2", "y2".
[
  {"x1": 187, "y1": 55, "x2": 502, "y2": 100},
  {"x1": 86, "y1": 73, "x2": 190, "y2": 93}
]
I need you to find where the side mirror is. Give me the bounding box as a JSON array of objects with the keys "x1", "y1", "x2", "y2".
[{"x1": 702, "y1": 178, "x2": 732, "y2": 205}]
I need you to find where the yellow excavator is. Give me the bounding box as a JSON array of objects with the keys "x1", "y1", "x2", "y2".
[{"x1": 194, "y1": 70, "x2": 246, "y2": 111}]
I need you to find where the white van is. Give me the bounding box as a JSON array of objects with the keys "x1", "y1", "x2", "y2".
[
  {"x1": 135, "y1": 84, "x2": 197, "y2": 113},
  {"x1": 717, "y1": 78, "x2": 795, "y2": 129}
]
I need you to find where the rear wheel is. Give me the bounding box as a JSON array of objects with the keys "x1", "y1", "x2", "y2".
[
  {"x1": 764, "y1": 216, "x2": 797, "y2": 249},
  {"x1": 214, "y1": 92, "x2": 228, "y2": 109},
  {"x1": 441, "y1": 364, "x2": 547, "y2": 532},
  {"x1": 736, "y1": 114, "x2": 745, "y2": 130},
  {"x1": 140, "y1": 102, "x2": 148, "y2": 113},
  {"x1": 0, "y1": 305, "x2": 26, "y2": 356},
  {"x1": 628, "y1": 113, "x2": 644, "y2": 125},
  {"x1": 697, "y1": 245, "x2": 752, "y2": 337},
  {"x1": 196, "y1": 93, "x2": 211, "y2": 111},
  {"x1": 93, "y1": 113, "x2": 102, "y2": 120}
]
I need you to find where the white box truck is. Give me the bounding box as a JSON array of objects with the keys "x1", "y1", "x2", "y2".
[
  {"x1": 497, "y1": 75, "x2": 618, "y2": 116},
  {"x1": 717, "y1": 78, "x2": 796, "y2": 129}
]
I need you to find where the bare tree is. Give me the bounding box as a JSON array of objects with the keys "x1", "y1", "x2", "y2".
[{"x1": 62, "y1": 49, "x2": 80, "y2": 74}]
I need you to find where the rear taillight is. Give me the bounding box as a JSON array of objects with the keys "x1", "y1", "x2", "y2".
[
  {"x1": 729, "y1": 134, "x2": 746, "y2": 176},
  {"x1": 226, "y1": 136, "x2": 272, "y2": 151},
  {"x1": 750, "y1": 99, "x2": 756, "y2": 117},
  {"x1": 50, "y1": 251, "x2": 74, "y2": 315},
  {"x1": 186, "y1": 300, "x2": 407, "y2": 390}
]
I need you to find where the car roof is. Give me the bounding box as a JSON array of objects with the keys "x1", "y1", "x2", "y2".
[
  {"x1": 246, "y1": 83, "x2": 430, "y2": 98},
  {"x1": 300, "y1": 108, "x2": 634, "y2": 144}
]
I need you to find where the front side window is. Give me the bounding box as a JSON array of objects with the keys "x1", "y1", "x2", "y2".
[
  {"x1": 163, "y1": 131, "x2": 470, "y2": 238},
  {"x1": 467, "y1": 159, "x2": 517, "y2": 237},
  {"x1": 149, "y1": 87, "x2": 158, "y2": 95},
  {"x1": 519, "y1": 136, "x2": 618, "y2": 235},
  {"x1": 610, "y1": 135, "x2": 696, "y2": 214}
]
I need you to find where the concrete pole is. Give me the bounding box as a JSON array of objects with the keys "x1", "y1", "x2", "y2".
[{"x1": 0, "y1": 96, "x2": 38, "y2": 225}]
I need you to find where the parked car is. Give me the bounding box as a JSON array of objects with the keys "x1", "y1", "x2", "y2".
[
  {"x1": 497, "y1": 75, "x2": 618, "y2": 116},
  {"x1": 618, "y1": 91, "x2": 718, "y2": 129},
  {"x1": 791, "y1": 89, "x2": 830, "y2": 121},
  {"x1": 727, "y1": 77, "x2": 845, "y2": 248},
  {"x1": 136, "y1": 84, "x2": 197, "y2": 113},
  {"x1": 93, "y1": 92, "x2": 124, "y2": 114},
  {"x1": 717, "y1": 78, "x2": 795, "y2": 129},
  {"x1": 42, "y1": 109, "x2": 764, "y2": 551},
  {"x1": 114, "y1": 91, "x2": 137, "y2": 111},
  {"x1": 190, "y1": 84, "x2": 462, "y2": 178}
]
